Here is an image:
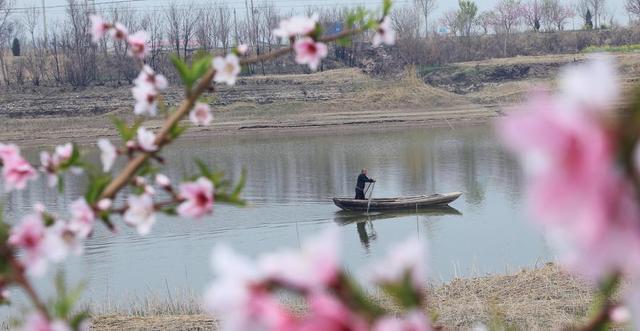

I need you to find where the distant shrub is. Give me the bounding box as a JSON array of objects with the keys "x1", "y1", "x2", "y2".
[
  {"x1": 11, "y1": 37, "x2": 20, "y2": 57},
  {"x1": 583, "y1": 44, "x2": 640, "y2": 53}
]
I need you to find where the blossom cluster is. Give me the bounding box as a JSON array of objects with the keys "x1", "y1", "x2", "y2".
[
  {"x1": 0, "y1": 6, "x2": 395, "y2": 330},
  {"x1": 498, "y1": 55, "x2": 640, "y2": 323},
  {"x1": 205, "y1": 229, "x2": 431, "y2": 331}
]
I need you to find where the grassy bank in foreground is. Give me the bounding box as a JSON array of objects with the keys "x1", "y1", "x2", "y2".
[{"x1": 90, "y1": 264, "x2": 595, "y2": 330}]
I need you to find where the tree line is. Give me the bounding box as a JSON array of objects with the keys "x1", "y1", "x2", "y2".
[{"x1": 0, "y1": 0, "x2": 639, "y2": 88}]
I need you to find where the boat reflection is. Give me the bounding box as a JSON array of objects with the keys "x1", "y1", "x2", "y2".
[{"x1": 334, "y1": 207, "x2": 463, "y2": 251}]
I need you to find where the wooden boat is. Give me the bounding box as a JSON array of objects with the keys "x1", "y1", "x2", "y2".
[{"x1": 332, "y1": 192, "x2": 462, "y2": 212}]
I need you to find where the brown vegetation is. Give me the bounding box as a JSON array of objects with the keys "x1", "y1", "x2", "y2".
[
  {"x1": 1, "y1": 0, "x2": 640, "y2": 89},
  {"x1": 90, "y1": 264, "x2": 595, "y2": 331}
]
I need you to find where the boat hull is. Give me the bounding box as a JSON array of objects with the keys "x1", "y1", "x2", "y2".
[{"x1": 332, "y1": 192, "x2": 462, "y2": 211}]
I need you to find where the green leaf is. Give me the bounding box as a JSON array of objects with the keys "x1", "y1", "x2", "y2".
[
  {"x1": 337, "y1": 36, "x2": 352, "y2": 47},
  {"x1": 383, "y1": 0, "x2": 393, "y2": 16},
  {"x1": 85, "y1": 174, "x2": 112, "y2": 203},
  {"x1": 365, "y1": 18, "x2": 378, "y2": 30},
  {"x1": 169, "y1": 122, "x2": 189, "y2": 141},
  {"x1": 57, "y1": 175, "x2": 65, "y2": 193},
  {"x1": 112, "y1": 117, "x2": 142, "y2": 142},
  {"x1": 52, "y1": 272, "x2": 86, "y2": 320},
  {"x1": 195, "y1": 159, "x2": 213, "y2": 179},
  {"x1": 191, "y1": 55, "x2": 212, "y2": 82},
  {"x1": 161, "y1": 206, "x2": 178, "y2": 216},
  {"x1": 70, "y1": 310, "x2": 91, "y2": 330},
  {"x1": 231, "y1": 169, "x2": 247, "y2": 201},
  {"x1": 379, "y1": 271, "x2": 422, "y2": 309},
  {"x1": 312, "y1": 24, "x2": 323, "y2": 40},
  {"x1": 171, "y1": 54, "x2": 193, "y2": 88}
]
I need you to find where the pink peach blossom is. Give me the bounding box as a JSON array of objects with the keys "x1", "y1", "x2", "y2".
[
  {"x1": 127, "y1": 30, "x2": 149, "y2": 59},
  {"x1": 177, "y1": 177, "x2": 214, "y2": 219},
  {"x1": 371, "y1": 237, "x2": 427, "y2": 290},
  {"x1": 124, "y1": 194, "x2": 156, "y2": 235},
  {"x1": 259, "y1": 227, "x2": 340, "y2": 290},
  {"x1": 97, "y1": 198, "x2": 113, "y2": 211},
  {"x1": 205, "y1": 245, "x2": 294, "y2": 331},
  {"x1": 189, "y1": 103, "x2": 213, "y2": 126},
  {"x1": 237, "y1": 44, "x2": 249, "y2": 55},
  {"x1": 3, "y1": 156, "x2": 37, "y2": 192},
  {"x1": 68, "y1": 198, "x2": 95, "y2": 239},
  {"x1": 294, "y1": 38, "x2": 328, "y2": 71},
  {"x1": 213, "y1": 54, "x2": 241, "y2": 86},
  {"x1": 110, "y1": 22, "x2": 128, "y2": 41},
  {"x1": 40, "y1": 151, "x2": 59, "y2": 187},
  {"x1": 134, "y1": 65, "x2": 168, "y2": 91},
  {"x1": 372, "y1": 310, "x2": 432, "y2": 331},
  {"x1": 89, "y1": 15, "x2": 109, "y2": 43},
  {"x1": 55, "y1": 143, "x2": 73, "y2": 161},
  {"x1": 136, "y1": 127, "x2": 158, "y2": 152},
  {"x1": 0, "y1": 143, "x2": 19, "y2": 162},
  {"x1": 132, "y1": 84, "x2": 158, "y2": 116},
  {"x1": 44, "y1": 220, "x2": 84, "y2": 263},
  {"x1": 97, "y1": 138, "x2": 117, "y2": 172},
  {"x1": 373, "y1": 16, "x2": 396, "y2": 47},
  {"x1": 273, "y1": 14, "x2": 318, "y2": 39},
  {"x1": 298, "y1": 292, "x2": 368, "y2": 331},
  {"x1": 155, "y1": 173, "x2": 171, "y2": 188},
  {"x1": 19, "y1": 313, "x2": 72, "y2": 331},
  {"x1": 8, "y1": 213, "x2": 48, "y2": 276},
  {"x1": 498, "y1": 56, "x2": 640, "y2": 281}
]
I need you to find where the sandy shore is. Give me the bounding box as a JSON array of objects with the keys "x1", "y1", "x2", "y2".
[{"x1": 90, "y1": 264, "x2": 597, "y2": 331}]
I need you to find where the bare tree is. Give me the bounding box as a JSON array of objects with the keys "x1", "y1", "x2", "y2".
[
  {"x1": 391, "y1": 6, "x2": 422, "y2": 40},
  {"x1": 140, "y1": 12, "x2": 164, "y2": 67},
  {"x1": 180, "y1": 2, "x2": 200, "y2": 59},
  {"x1": 492, "y1": 0, "x2": 524, "y2": 56},
  {"x1": 166, "y1": 3, "x2": 182, "y2": 59},
  {"x1": 23, "y1": 7, "x2": 38, "y2": 47},
  {"x1": 0, "y1": 0, "x2": 13, "y2": 85},
  {"x1": 217, "y1": 5, "x2": 232, "y2": 53},
  {"x1": 587, "y1": 0, "x2": 607, "y2": 29},
  {"x1": 441, "y1": 10, "x2": 460, "y2": 36},
  {"x1": 196, "y1": 7, "x2": 216, "y2": 52},
  {"x1": 476, "y1": 11, "x2": 495, "y2": 35},
  {"x1": 543, "y1": 0, "x2": 574, "y2": 30},
  {"x1": 414, "y1": 0, "x2": 437, "y2": 38},
  {"x1": 627, "y1": 0, "x2": 640, "y2": 20},
  {"x1": 61, "y1": 0, "x2": 97, "y2": 86},
  {"x1": 522, "y1": 0, "x2": 543, "y2": 31}
]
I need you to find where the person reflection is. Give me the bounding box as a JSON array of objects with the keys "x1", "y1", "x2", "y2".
[{"x1": 356, "y1": 221, "x2": 377, "y2": 252}]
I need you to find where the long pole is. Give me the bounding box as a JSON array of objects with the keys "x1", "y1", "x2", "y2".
[{"x1": 366, "y1": 182, "x2": 375, "y2": 214}]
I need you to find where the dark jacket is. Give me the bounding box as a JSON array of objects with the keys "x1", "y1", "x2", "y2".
[{"x1": 356, "y1": 173, "x2": 375, "y2": 192}]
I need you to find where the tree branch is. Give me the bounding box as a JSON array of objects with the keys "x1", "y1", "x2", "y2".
[{"x1": 99, "y1": 27, "x2": 365, "y2": 201}]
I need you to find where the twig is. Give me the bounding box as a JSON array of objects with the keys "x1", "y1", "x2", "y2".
[
  {"x1": 99, "y1": 27, "x2": 364, "y2": 201},
  {"x1": 10, "y1": 256, "x2": 50, "y2": 319}
]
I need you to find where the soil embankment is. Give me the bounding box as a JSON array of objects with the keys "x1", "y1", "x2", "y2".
[{"x1": 3, "y1": 52, "x2": 640, "y2": 146}]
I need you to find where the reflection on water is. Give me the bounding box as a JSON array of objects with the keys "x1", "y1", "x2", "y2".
[
  {"x1": 335, "y1": 207, "x2": 462, "y2": 253},
  {"x1": 1, "y1": 125, "x2": 551, "y2": 311}
]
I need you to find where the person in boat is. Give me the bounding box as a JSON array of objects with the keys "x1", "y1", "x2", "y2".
[{"x1": 355, "y1": 168, "x2": 376, "y2": 200}]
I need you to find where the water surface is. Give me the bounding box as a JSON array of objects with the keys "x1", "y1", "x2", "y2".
[{"x1": 2, "y1": 125, "x2": 551, "y2": 310}]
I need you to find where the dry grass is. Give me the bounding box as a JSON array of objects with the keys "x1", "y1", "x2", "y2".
[
  {"x1": 90, "y1": 264, "x2": 595, "y2": 331},
  {"x1": 430, "y1": 263, "x2": 594, "y2": 330}
]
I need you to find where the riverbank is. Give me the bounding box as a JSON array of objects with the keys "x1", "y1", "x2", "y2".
[
  {"x1": 0, "y1": 67, "x2": 497, "y2": 147},
  {"x1": 90, "y1": 264, "x2": 596, "y2": 330}
]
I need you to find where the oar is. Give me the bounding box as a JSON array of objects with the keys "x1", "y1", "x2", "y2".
[{"x1": 366, "y1": 182, "x2": 375, "y2": 214}]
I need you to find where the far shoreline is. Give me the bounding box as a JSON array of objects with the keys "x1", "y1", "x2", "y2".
[{"x1": 0, "y1": 108, "x2": 499, "y2": 148}]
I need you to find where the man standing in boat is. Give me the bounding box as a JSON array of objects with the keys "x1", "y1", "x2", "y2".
[{"x1": 355, "y1": 168, "x2": 376, "y2": 200}]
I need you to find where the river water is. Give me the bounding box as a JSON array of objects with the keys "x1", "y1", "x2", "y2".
[{"x1": 2, "y1": 125, "x2": 551, "y2": 311}]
